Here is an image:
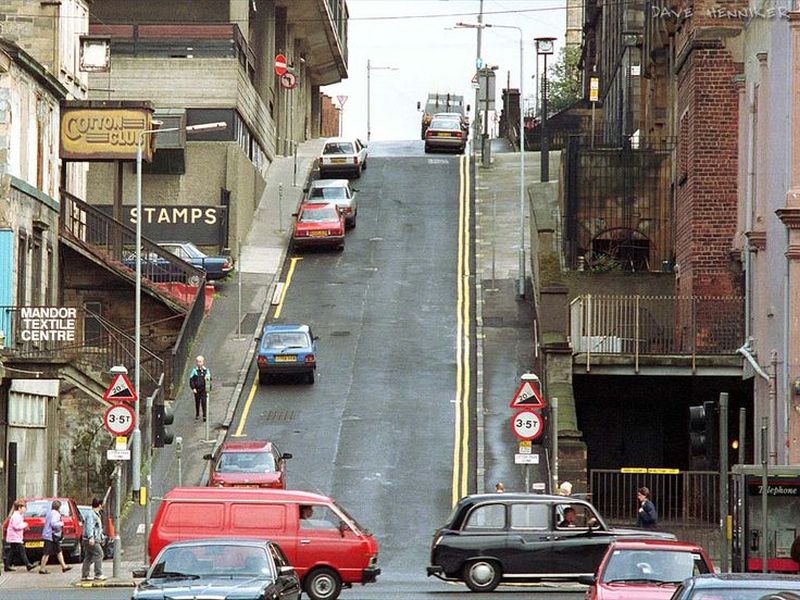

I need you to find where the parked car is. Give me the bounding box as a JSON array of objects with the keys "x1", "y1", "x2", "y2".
[
  {"x1": 669, "y1": 573, "x2": 800, "y2": 599},
  {"x1": 290, "y1": 203, "x2": 346, "y2": 252},
  {"x1": 426, "y1": 493, "x2": 675, "y2": 593},
  {"x1": 132, "y1": 538, "x2": 301, "y2": 600},
  {"x1": 204, "y1": 439, "x2": 292, "y2": 488},
  {"x1": 3, "y1": 497, "x2": 84, "y2": 564},
  {"x1": 305, "y1": 179, "x2": 358, "y2": 228},
  {"x1": 318, "y1": 137, "x2": 368, "y2": 178},
  {"x1": 77, "y1": 504, "x2": 115, "y2": 560},
  {"x1": 580, "y1": 539, "x2": 714, "y2": 599},
  {"x1": 424, "y1": 118, "x2": 467, "y2": 154},
  {"x1": 157, "y1": 241, "x2": 233, "y2": 281},
  {"x1": 256, "y1": 323, "x2": 318, "y2": 384},
  {"x1": 149, "y1": 487, "x2": 380, "y2": 600}
]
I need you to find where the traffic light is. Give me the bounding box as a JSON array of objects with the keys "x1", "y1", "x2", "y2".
[
  {"x1": 689, "y1": 401, "x2": 718, "y2": 466},
  {"x1": 152, "y1": 402, "x2": 175, "y2": 448}
]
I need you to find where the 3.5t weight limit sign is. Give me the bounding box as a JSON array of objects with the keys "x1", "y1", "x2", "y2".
[
  {"x1": 104, "y1": 403, "x2": 135, "y2": 436},
  {"x1": 511, "y1": 410, "x2": 543, "y2": 441}
]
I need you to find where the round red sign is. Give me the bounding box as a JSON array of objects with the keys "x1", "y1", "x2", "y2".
[{"x1": 274, "y1": 53, "x2": 288, "y2": 76}]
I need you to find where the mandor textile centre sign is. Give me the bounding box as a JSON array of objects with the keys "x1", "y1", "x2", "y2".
[
  {"x1": 60, "y1": 104, "x2": 154, "y2": 161},
  {"x1": 18, "y1": 307, "x2": 77, "y2": 342}
]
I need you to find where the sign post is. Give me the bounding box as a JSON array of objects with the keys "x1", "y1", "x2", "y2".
[
  {"x1": 509, "y1": 373, "x2": 546, "y2": 492},
  {"x1": 590, "y1": 76, "x2": 599, "y2": 148}
]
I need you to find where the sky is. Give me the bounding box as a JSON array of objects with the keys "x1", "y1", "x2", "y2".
[{"x1": 322, "y1": 0, "x2": 567, "y2": 142}]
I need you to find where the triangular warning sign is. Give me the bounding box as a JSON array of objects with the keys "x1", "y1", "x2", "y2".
[
  {"x1": 103, "y1": 373, "x2": 138, "y2": 404},
  {"x1": 509, "y1": 380, "x2": 545, "y2": 409}
]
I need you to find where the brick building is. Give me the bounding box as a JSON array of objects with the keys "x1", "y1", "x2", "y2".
[{"x1": 320, "y1": 93, "x2": 341, "y2": 137}]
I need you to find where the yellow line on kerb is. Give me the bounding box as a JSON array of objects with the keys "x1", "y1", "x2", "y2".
[
  {"x1": 232, "y1": 376, "x2": 258, "y2": 437},
  {"x1": 234, "y1": 256, "x2": 302, "y2": 437},
  {"x1": 452, "y1": 155, "x2": 471, "y2": 506},
  {"x1": 273, "y1": 257, "x2": 302, "y2": 319}
]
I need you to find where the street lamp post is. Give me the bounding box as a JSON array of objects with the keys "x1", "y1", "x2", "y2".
[
  {"x1": 132, "y1": 119, "x2": 227, "y2": 502},
  {"x1": 456, "y1": 22, "x2": 527, "y2": 297},
  {"x1": 366, "y1": 59, "x2": 398, "y2": 142},
  {"x1": 535, "y1": 37, "x2": 556, "y2": 182}
]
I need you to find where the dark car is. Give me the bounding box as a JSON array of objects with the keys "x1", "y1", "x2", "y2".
[
  {"x1": 123, "y1": 241, "x2": 232, "y2": 282},
  {"x1": 132, "y1": 538, "x2": 301, "y2": 600},
  {"x1": 582, "y1": 538, "x2": 714, "y2": 599},
  {"x1": 204, "y1": 439, "x2": 292, "y2": 488},
  {"x1": 3, "y1": 497, "x2": 84, "y2": 564},
  {"x1": 669, "y1": 573, "x2": 800, "y2": 599},
  {"x1": 77, "y1": 504, "x2": 115, "y2": 560},
  {"x1": 256, "y1": 323, "x2": 318, "y2": 384},
  {"x1": 426, "y1": 493, "x2": 675, "y2": 593}
]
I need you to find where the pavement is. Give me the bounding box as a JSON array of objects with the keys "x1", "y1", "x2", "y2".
[{"x1": 0, "y1": 135, "x2": 555, "y2": 590}]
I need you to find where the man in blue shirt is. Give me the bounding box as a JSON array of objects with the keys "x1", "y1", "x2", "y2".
[{"x1": 81, "y1": 498, "x2": 106, "y2": 581}]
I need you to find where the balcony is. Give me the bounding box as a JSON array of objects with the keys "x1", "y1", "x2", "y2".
[{"x1": 569, "y1": 294, "x2": 745, "y2": 374}]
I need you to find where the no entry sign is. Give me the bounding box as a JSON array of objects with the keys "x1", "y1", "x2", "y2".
[{"x1": 274, "y1": 53, "x2": 288, "y2": 76}]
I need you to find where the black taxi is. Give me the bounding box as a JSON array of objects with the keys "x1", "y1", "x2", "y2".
[{"x1": 426, "y1": 493, "x2": 674, "y2": 592}]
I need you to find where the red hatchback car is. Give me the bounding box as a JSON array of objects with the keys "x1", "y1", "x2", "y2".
[
  {"x1": 291, "y1": 202, "x2": 345, "y2": 251},
  {"x1": 205, "y1": 440, "x2": 292, "y2": 488},
  {"x1": 3, "y1": 497, "x2": 84, "y2": 563},
  {"x1": 581, "y1": 539, "x2": 714, "y2": 600}
]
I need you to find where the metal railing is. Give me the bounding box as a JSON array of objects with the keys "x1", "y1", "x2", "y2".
[
  {"x1": 169, "y1": 281, "x2": 207, "y2": 400},
  {"x1": 89, "y1": 22, "x2": 256, "y2": 83},
  {"x1": 60, "y1": 191, "x2": 206, "y2": 309},
  {"x1": 0, "y1": 306, "x2": 167, "y2": 399},
  {"x1": 569, "y1": 294, "x2": 744, "y2": 369}
]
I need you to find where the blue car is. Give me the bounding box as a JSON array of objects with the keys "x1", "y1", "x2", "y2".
[{"x1": 256, "y1": 324, "x2": 318, "y2": 384}]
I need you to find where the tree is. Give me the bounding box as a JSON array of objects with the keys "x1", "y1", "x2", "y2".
[{"x1": 545, "y1": 46, "x2": 582, "y2": 115}]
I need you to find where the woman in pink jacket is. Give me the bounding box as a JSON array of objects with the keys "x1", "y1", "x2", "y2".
[{"x1": 4, "y1": 499, "x2": 34, "y2": 571}]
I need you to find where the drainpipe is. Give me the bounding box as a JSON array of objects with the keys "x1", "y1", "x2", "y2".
[
  {"x1": 784, "y1": 41, "x2": 793, "y2": 465},
  {"x1": 744, "y1": 83, "x2": 755, "y2": 343}
]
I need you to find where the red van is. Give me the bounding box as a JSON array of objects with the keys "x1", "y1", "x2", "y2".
[{"x1": 150, "y1": 487, "x2": 379, "y2": 600}]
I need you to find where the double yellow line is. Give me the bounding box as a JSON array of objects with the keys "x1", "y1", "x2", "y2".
[{"x1": 452, "y1": 154, "x2": 472, "y2": 506}]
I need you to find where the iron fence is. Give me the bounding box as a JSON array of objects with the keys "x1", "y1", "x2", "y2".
[
  {"x1": 563, "y1": 135, "x2": 675, "y2": 272},
  {"x1": 570, "y1": 294, "x2": 744, "y2": 368}
]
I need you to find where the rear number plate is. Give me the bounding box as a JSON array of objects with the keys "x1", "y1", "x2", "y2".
[
  {"x1": 309, "y1": 231, "x2": 328, "y2": 237},
  {"x1": 331, "y1": 158, "x2": 346, "y2": 164},
  {"x1": 436, "y1": 133, "x2": 451, "y2": 137},
  {"x1": 275, "y1": 355, "x2": 297, "y2": 362},
  {"x1": 25, "y1": 541, "x2": 44, "y2": 548}
]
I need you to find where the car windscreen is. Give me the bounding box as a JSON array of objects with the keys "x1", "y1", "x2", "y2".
[
  {"x1": 429, "y1": 120, "x2": 461, "y2": 131},
  {"x1": 300, "y1": 207, "x2": 339, "y2": 222},
  {"x1": 181, "y1": 242, "x2": 205, "y2": 258},
  {"x1": 216, "y1": 451, "x2": 276, "y2": 473},
  {"x1": 601, "y1": 549, "x2": 710, "y2": 584},
  {"x1": 323, "y1": 142, "x2": 355, "y2": 154},
  {"x1": 684, "y1": 590, "x2": 800, "y2": 599},
  {"x1": 150, "y1": 544, "x2": 273, "y2": 579},
  {"x1": 310, "y1": 187, "x2": 348, "y2": 200},
  {"x1": 264, "y1": 332, "x2": 309, "y2": 349},
  {"x1": 25, "y1": 501, "x2": 70, "y2": 518}
]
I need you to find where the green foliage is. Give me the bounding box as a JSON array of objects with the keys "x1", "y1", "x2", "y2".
[{"x1": 546, "y1": 46, "x2": 582, "y2": 115}]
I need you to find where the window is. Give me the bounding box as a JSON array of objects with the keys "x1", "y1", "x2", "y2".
[
  {"x1": 509, "y1": 503, "x2": 549, "y2": 530},
  {"x1": 31, "y1": 228, "x2": 43, "y2": 304},
  {"x1": 8, "y1": 391, "x2": 46, "y2": 427},
  {"x1": 463, "y1": 504, "x2": 506, "y2": 531},
  {"x1": 16, "y1": 233, "x2": 28, "y2": 307},
  {"x1": 299, "y1": 505, "x2": 340, "y2": 530},
  {"x1": 554, "y1": 503, "x2": 600, "y2": 529}
]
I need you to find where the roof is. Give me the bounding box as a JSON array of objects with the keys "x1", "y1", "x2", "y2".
[
  {"x1": 300, "y1": 202, "x2": 339, "y2": 210},
  {"x1": 220, "y1": 440, "x2": 274, "y2": 453},
  {"x1": 310, "y1": 179, "x2": 350, "y2": 188},
  {"x1": 164, "y1": 487, "x2": 332, "y2": 504},
  {"x1": 323, "y1": 137, "x2": 356, "y2": 143},
  {"x1": 459, "y1": 493, "x2": 577, "y2": 503},
  {"x1": 690, "y1": 573, "x2": 800, "y2": 588},
  {"x1": 0, "y1": 38, "x2": 67, "y2": 99},
  {"x1": 163, "y1": 538, "x2": 270, "y2": 549},
  {"x1": 609, "y1": 539, "x2": 707, "y2": 552}
]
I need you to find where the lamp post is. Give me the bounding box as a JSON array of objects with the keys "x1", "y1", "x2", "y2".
[
  {"x1": 132, "y1": 119, "x2": 227, "y2": 501},
  {"x1": 456, "y1": 22, "x2": 527, "y2": 297},
  {"x1": 535, "y1": 37, "x2": 556, "y2": 182},
  {"x1": 366, "y1": 59, "x2": 398, "y2": 142}
]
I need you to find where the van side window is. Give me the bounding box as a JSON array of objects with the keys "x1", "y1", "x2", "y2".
[
  {"x1": 463, "y1": 504, "x2": 506, "y2": 531},
  {"x1": 510, "y1": 503, "x2": 549, "y2": 530},
  {"x1": 164, "y1": 502, "x2": 224, "y2": 529},
  {"x1": 299, "y1": 504, "x2": 339, "y2": 529},
  {"x1": 231, "y1": 503, "x2": 285, "y2": 531}
]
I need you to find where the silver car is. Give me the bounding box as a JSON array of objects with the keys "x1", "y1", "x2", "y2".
[
  {"x1": 424, "y1": 118, "x2": 467, "y2": 153},
  {"x1": 305, "y1": 179, "x2": 358, "y2": 228}
]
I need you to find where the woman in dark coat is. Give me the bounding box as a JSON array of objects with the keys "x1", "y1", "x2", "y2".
[{"x1": 636, "y1": 487, "x2": 658, "y2": 528}]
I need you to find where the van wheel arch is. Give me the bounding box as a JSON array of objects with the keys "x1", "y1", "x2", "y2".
[{"x1": 304, "y1": 566, "x2": 342, "y2": 600}]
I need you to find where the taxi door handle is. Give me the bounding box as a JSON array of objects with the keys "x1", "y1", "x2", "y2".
[{"x1": 300, "y1": 539, "x2": 311, "y2": 545}]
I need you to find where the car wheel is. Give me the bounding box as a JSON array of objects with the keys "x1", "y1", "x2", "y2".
[
  {"x1": 463, "y1": 560, "x2": 501, "y2": 593},
  {"x1": 306, "y1": 370, "x2": 315, "y2": 384},
  {"x1": 68, "y1": 540, "x2": 83, "y2": 564},
  {"x1": 305, "y1": 567, "x2": 341, "y2": 600},
  {"x1": 424, "y1": 144, "x2": 430, "y2": 153},
  {"x1": 362, "y1": 158, "x2": 368, "y2": 170},
  {"x1": 355, "y1": 166, "x2": 362, "y2": 179},
  {"x1": 350, "y1": 216, "x2": 356, "y2": 229},
  {"x1": 259, "y1": 371, "x2": 269, "y2": 385}
]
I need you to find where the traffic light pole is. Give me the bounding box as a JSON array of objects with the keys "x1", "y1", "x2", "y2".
[{"x1": 718, "y1": 392, "x2": 729, "y2": 573}]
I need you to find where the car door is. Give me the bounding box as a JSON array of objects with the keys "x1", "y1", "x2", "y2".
[
  {"x1": 269, "y1": 542, "x2": 302, "y2": 599},
  {"x1": 502, "y1": 501, "x2": 554, "y2": 576},
  {"x1": 294, "y1": 504, "x2": 364, "y2": 577},
  {"x1": 549, "y1": 502, "x2": 615, "y2": 576}
]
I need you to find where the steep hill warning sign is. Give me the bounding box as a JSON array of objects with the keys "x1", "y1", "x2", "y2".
[{"x1": 103, "y1": 373, "x2": 137, "y2": 404}]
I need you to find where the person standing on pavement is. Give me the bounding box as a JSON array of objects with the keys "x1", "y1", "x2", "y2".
[
  {"x1": 189, "y1": 355, "x2": 211, "y2": 422},
  {"x1": 637, "y1": 486, "x2": 658, "y2": 529},
  {"x1": 39, "y1": 500, "x2": 71, "y2": 574},
  {"x1": 81, "y1": 498, "x2": 107, "y2": 582},
  {"x1": 4, "y1": 499, "x2": 35, "y2": 572}
]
